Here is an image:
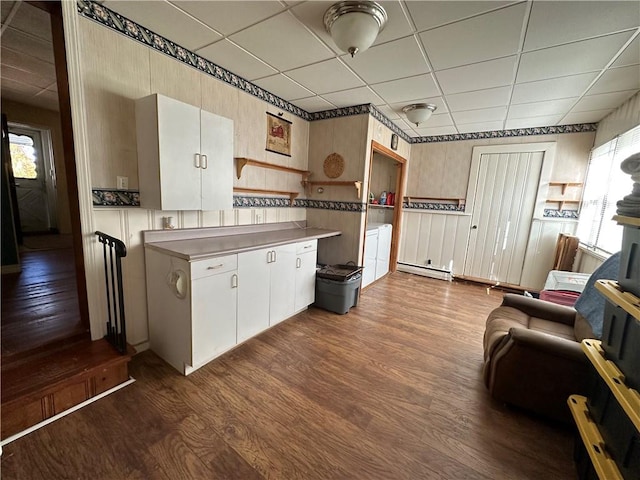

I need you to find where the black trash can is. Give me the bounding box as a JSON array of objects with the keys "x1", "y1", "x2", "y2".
[{"x1": 314, "y1": 264, "x2": 362, "y2": 314}]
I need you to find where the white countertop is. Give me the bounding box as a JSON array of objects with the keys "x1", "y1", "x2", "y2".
[{"x1": 145, "y1": 227, "x2": 341, "y2": 261}]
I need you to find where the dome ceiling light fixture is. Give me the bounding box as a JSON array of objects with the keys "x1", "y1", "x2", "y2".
[
  {"x1": 323, "y1": 1, "x2": 388, "y2": 58},
  {"x1": 402, "y1": 103, "x2": 438, "y2": 126}
]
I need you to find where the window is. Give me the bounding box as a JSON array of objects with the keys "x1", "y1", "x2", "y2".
[
  {"x1": 576, "y1": 125, "x2": 640, "y2": 255},
  {"x1": 9, "y1": 133, "x2": 38, "y2": 179}
]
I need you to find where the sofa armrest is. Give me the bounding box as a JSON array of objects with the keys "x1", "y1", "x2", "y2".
[
  {"x1": 508, "y1": 327, "x2": 585, "y2": 362},
  {"x1": 501, "y1": 293, "x2": 577, "y2": 326}
]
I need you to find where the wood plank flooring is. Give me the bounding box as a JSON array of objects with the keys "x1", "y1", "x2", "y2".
[
  {"x1": 1, "y1": 245, "x2": 86, "y2": 358},
  {"x1": 0, "y1": 273, "x2": 577, "y2": 479}
]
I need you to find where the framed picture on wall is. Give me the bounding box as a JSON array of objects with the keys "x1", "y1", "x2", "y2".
[{"x1": 266, "y1": 112, "x2": 292, "y2": 157}]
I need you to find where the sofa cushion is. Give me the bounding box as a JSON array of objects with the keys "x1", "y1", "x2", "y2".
[{"x1": 528, "y1": 318, "x2": 575, "y2": 341}]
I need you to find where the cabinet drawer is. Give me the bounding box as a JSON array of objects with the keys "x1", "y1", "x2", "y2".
[
  {"x1": 296, "y1": 239, "x2": 318, "y2": 254},
  {"x1": 191, "y1": 254, "x2": 237, "y2": 280}
]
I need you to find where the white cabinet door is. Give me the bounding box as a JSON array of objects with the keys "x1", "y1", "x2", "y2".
[
  {"x1": 363, "y1": 229, "x2": 378, "y2": 288},
  {"x1": 191, "y1": 269, "x2": 237, "y2": 368},
  {"x1": 237, "y1": 248, "x2": 270, "y2": 342},
  {"x1": 269, "y1": 244, "x2": 297, "y2": 325},
  {"x1": 136, "y1": 93, "x2": 233, "y2": 211},
  {"x1": 200, "y1": 110, "x2": 233, "y2": 211},
  {"x1": 375, "y1": 224, "x2": 392, "y2": 280},
  {"x1": 295, "y1": 249, "x2": 317, "y2": 311}
]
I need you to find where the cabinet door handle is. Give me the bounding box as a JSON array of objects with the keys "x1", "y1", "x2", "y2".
[
  {"x1": 207, "y1": 263, "x2": 224, "y2": 270},
  {"x1": 296, "y1": 257, "x2": 301, "y2": 268},
  {"x1": 231, "y1": 273, "x2": 238, "y2": 288},
  {"x1": 194, "y1": 153, "x2": 201, "y2": 168},
  {"x1": 272, "y1": 250, "x2": 277, "y2": 263},
  {"x1": 304, "y1": 245, "x2": 313, "y2": 249},
  {"x1": 267, "y1": 251, "x2": 272, "y2": 263},
  {"x1": 201, "y1": 154, "x2": 208, "y2": 169}
]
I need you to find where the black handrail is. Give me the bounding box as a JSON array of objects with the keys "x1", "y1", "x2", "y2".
[{"x1": 95, "y1": 231, "x2": 128, "y2": 354}]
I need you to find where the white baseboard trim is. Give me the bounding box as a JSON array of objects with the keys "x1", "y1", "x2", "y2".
[
  {"x1": 132, "y1": 341, "x2": 150, "y2": 353},
  {"x1": 0, "y1": 377, "x2": 136, "y2": 448}
]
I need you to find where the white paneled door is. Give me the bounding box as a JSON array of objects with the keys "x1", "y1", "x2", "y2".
[{"x1": 464, "y1": 150, "x2": 544, "y2": 285}]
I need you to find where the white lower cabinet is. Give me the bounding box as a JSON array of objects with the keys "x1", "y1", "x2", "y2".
[
  {"x1": 363, "y1": 228, "x2": 379, "y2": 288},
  {"x1": 375, "y1": 224, "x2": 392, "y2": 280},
  {"x1": 236, "y1": 243, "x2": 296, "y2": 342},
  {"x1": 295, "y1": 240, "x2": 318, "y2": 311},
  {"x1": 146, "y1": 238, "x2": 317, "y2": 375}
]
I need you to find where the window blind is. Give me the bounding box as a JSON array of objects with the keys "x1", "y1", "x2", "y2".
[{"x1": 576, "y1": 124, "x2": 639, "y2": 254}]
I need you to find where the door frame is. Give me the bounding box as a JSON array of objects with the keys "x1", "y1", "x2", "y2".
[
  {"x1": 463, "y1": 142, "x2": 556, "y2": 284},
  {"x1": 364, "y1": 140, "x2": 408, "y2": 275}
]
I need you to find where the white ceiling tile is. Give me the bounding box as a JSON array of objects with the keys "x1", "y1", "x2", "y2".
[
  {"x1": 562, "y1": 109, "x2": 614, "y2": 125},
  {"x1": 505, "y1": 115, "x2": 564, "y2": 129},
  {"x1": 452, "y1": 106, "x2": 507, "y2": 124},
  {"x1": 196, "y1": 40, "x2": 277, "y2": 81},
  {"x1": 371, "y1": 75, "x2": 439, "y2": 104},
  {"x1": 1, "y1": 46, "x2": 55, "y2": 78},
  {"x1": 8, "y1": 2, "x2": 51, "y2": 42},
  {"x1": 612, "y1": 36, "x2": 640, "y2": 68},
  {"x1": 1, "y1": 1, "x2": 17, "y2": 24},
  {"x1": 572, "y1": 90, "x2": 639, "y2": 112},
  {"x1": 375, "y1": 105, "x2": 401, "y2": 120},
  {"x1": 171, "y1": 1, "x2": 285, "y2": 36},
  {"x1": 345, "y1": 36, "x2": 430, "y2": 84},
  {"x1": 285, "y1": 59, "x2": 363, "y2": 94},
  {"x1": 321, "y1": 87, "x2": 384, "y2": 108},
  {"x1": 508, "y1": 98, "x2": 578, "y2": 119},
  {"x1": 457, "y1": 121, "x2": 505, "y2": 133},
  {"x1": 230, "y1": 12, "x2": 333, "y2": 71},
  {"x1": 436, "y1": 56, "x2": 517, "y2": 94},
  {"x1": 512, "y1": 72, "x2": 599, "y2": 104},
  {"x1": 104, "y1": 1, "x2": 221, "y2": 51},
  {"x1": 390, "y1": 96, "x2": 448, "y2": 115},
  {"x1": 524, "y1": 1, "x2": 640, "y2": 51},
  {"x1": 406, "y1": 1, "x2": 513, "y2": 31},
  {"x1": 252, "y1": 74, "x2": 313, "y2": 101},
  {"x1": 0, "y1": 77, "x2": 40, "y2": 97},
  {"x1": 1, "y1": 64, "x2": 54, "y2": 89},
  {"x1": 588, "y1": 65, "x2": 640, "y2": 95},
  {"x1": 1, "y1": 28, "x2": 52, "y2": 63},
  {"x1": 34, "y1": 89, "x2": 59, "y2": 110},
  {"x1": 517, "y1": 32, "x2": 634, "y2": 83},
  {"x1": 291, "y1": 96, "x2": 336, "y2": 113},
  {"x1": 414, "y1": 126, "x2": 458, "y2": 137},
  {"x1": 446, "y1": 86, "x2": 511, "y2": 112},
  {"x1": 421, "y1": 3, "x2": 526, "y2": 70},
  {"x1": 370, "y1": 2, "x2": 415, "y2": 46}
]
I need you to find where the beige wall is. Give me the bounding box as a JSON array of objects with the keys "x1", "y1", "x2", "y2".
[
  {"x1": 595, "y1": 91, "x2": 640, "y2": 148},
  {"x1": 407, "y1": 132, "x2": 595, "y2": 204},
  {"x1": 1, "y1": 99, "x2": 72, "y2": 234},
  {"x1": 80, "y1": 17, "x2": 308, "y2": 346}
]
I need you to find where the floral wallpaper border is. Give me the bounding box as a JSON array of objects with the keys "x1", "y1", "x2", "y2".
[
  {"x1": 92, "y1": 189, "x2": 140, "y2": 207},
  {"x1": 77, "y1": 1, "x2": 597, "y2": 145},
  {"x1": 542, "y1": 209, "x2": 580, "y2": 219}
]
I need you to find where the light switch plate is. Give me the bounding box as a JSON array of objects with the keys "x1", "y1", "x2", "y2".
[{"x1": 117, "y1": 176, "x2": 129, "y2": 190}]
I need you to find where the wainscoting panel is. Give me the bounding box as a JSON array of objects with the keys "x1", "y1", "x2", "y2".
[
  {"x1": 520, "y1": 219, "x2": 578, "y2": 290},
  {"x1": 399, "y1": 211, "x2": 472, "y2": 275}
]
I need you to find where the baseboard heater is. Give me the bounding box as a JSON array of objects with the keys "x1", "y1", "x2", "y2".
[{"x1": 397, "y1": 262, "x2": 454, "y2": 281}]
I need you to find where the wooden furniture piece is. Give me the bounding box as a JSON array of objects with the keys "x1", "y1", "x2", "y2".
[
  {"x1": 302, "y1": 180, "x2": 362, "y2": 199},
  {"x1": 553, "y1": 233, "x2": 580, "y2": 271},
  {"x1": 234, "y1": 157, "x2": 310, "y2": 182},
  {"x1": 135, "y1": 93, "x2": 233, "y2": 211}
]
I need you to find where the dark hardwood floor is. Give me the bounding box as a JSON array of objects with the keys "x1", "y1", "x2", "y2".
[
  {"x1": 1, "y1": 239, "x2": 85, "y2": 359},
  {"x1": 0, "y1": 273, "x2": 577, "y2": 479}
]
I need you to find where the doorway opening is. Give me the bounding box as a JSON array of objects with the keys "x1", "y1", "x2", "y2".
[{"x1": 362, "y1": 140, "x2": 407, "y2": 288}]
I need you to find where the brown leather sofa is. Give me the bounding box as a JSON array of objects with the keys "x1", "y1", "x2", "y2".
[{"x1": 483, "y1": 294, "x2": 594, "y2": 422}]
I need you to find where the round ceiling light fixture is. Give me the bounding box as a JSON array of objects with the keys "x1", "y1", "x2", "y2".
[
  {"x1": 324, "y1": 1, "x2": 387, "y2": 58},
  {"x1": 402, "y1": 103, "x2": 438, "y2": 126}
]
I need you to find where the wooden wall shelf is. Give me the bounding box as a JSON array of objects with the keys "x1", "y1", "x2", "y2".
[
  {"x1": 235, "y1": 157, "x2": 311, "y2": 181},
  {"x1": 404, "y1": 196, "x2": 465, "y2": 208},
  {"x1": 546, "y1": 199, "x2": 580, "y2": 210},
  {"x1": 302, "y1": 180, "x2": 362, "y2": 199},
  {"x1": 233, "y1": 187, "x2": 299, "y2": 203},
  {"x1": 549, "y1": 182, "x2": 583, "y2": 194}
]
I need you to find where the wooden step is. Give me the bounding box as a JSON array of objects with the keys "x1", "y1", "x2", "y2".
[{"x1": 1, "y1": 338, "x2": 134, "y2": 440}]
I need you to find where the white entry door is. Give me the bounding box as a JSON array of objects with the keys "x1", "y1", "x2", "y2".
[
  {"x1": 464, "y1": 148, "x2": 547, "y2": 285},
  {"x1": 8, "y1": 127, "x2": 53, "y2": 233}
]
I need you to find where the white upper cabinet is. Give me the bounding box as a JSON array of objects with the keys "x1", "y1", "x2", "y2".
[{"x1": 135, "y1": 93, "x2": 233, "y2": 211}]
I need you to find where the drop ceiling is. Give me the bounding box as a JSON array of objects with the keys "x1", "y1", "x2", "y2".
[{"x1": 2, "y1": 1, "x2": 639, "y2": 138}]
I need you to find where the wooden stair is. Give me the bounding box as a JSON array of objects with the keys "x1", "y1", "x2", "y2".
[{"x1": 1, "y1": 338, "x2": 134, "y2": 440}]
